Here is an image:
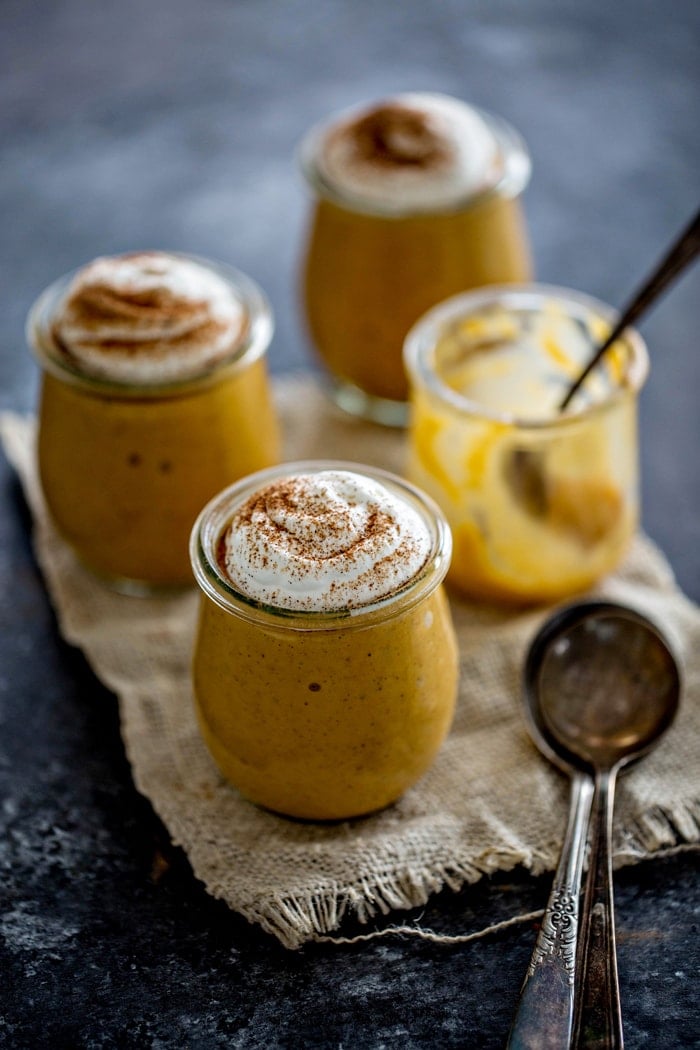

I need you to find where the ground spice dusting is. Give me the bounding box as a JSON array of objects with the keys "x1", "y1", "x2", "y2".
[
  {"x1": 54, "y1": 286, "x2": 230, "y2": 360},
  {"x1": 51, "y1": 252, "x2": 247, "y2": 371},
  {"x1": 215, "y1": 532, "x2": 228, "y2": 576},
  {"x1": 339, "y1": 103, "x2": 455, "y2": 171},
  {"x1": 369, "y1": 538, "x2": 422, "y2": 594},
  {"x1": 218, "y1": 471, "x2": 431, "y2": 611}
]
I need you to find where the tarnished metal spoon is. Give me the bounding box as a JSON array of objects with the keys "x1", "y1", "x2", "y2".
[
  {"x1": 560, "y1": 207, "x2": 700, "y2": 411},
  {"x1": 508, "y1": 601, "x2": 680, "y2": 1050},
  {"x1": 506, "y1": 207, "x2": 700, "y2": 519}
]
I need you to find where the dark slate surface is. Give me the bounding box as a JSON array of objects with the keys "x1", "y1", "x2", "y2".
[{"x1": 1, "y1": 2, "x2": 698, "y2": 1047}]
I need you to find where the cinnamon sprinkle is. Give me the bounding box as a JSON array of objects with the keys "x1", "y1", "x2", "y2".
[
  {"x1": 218, "y1": 472, "x2": 430, "y2": 611},
  {"x1": 50, "y1": 252, "x2": 247, "y2": 374},
  {"x1": 332, "y1": 102, "x2": 455, "y2": 172}
]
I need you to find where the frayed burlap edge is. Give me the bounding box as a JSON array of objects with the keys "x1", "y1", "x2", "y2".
[{"x1": 2, "y1": 381, "x2": 699, "y2": 950}]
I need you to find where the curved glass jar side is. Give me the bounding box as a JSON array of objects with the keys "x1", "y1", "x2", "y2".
[
  {"x1": 27, "y1": 253, "x2": 274, "y2": 400},
  {"x1": 190, "y1": 459, "x2": 453, "y2": 633},
  {"x1": 404, "y1": 283, "x2": 649, "y2": 429},
  {"x1": 403, "y1": 284, "x2": 650, "y2": 605}
]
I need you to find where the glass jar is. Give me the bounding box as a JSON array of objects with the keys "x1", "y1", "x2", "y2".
[
  {"x1": 28, "y1": 255, "x2": 281, "y2": 592},
  {"x1": 299, "y1": 95, "x2": 533, "y2": 426},
  {"x1": 404, "y1": 284, "x2": 649, "y2": 605},
  {"x1": 190, "y1": 461, "x2": 458, "y2": 821}
]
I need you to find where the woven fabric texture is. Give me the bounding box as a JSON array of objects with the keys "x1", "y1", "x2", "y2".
[{"x1": 2, "y1": 377, "x2": 698, "y2": 949}]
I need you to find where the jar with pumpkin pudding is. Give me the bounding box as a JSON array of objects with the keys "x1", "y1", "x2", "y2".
[
  {"x1": 404, "y1": 285, "x2": 649, "y2": 605},
  {"x1": 27, "y1": 252, "x2": 280, "y2": 592},
  {"x1": 299, "y1": 92, "x2": 533, "y2": 426},
  {"x1": 190, "y1": 462, "x2": 458, "y2": 820}
]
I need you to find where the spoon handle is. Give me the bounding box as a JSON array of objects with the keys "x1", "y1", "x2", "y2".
[
  {"x1": 559, "y1": 206, "x2": 700, "y2": 410},
  {"x1": 507, "y1": 772, "x2": 594, "y2": 1050},
  {"x1": 573, "y1": 768, "x2": 623, "y2": 1049}
]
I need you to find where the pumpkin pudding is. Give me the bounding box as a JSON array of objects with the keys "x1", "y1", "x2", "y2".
[
  {"x1": 299, "y1": 93, "x2": 533, "y2": 424},
  {"x1": 190, "y1": 463, "x2": 458, "y2": 820},
  {"x1": 28, "y1": 252, "x2": 280, "y2": 590}
]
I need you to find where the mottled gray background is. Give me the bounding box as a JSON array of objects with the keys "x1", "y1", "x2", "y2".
[
  {"x1": 2, "y1": 0, "x2": 699, "y2": 597},
  {"x1": 1, "y1": 2, "x2": 699, "y2": 1047}
]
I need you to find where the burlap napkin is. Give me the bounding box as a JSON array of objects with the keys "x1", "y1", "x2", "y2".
[{"x1": 2, "y1": 376, "x2": 698, "y2": 949}]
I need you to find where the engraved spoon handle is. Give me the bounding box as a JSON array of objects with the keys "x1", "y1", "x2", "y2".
[
  {"x1": 573, "y1": 767, "x2": 623, "y2": 1049},
  {"x1": 507, "y1": 772, "x2": 595, "y2": 1050},
  {"x1": 560, "y1": 206, "x2": 700, "y2": 410}
]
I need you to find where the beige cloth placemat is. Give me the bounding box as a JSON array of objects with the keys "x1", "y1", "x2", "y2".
[{"x1": 2, "y1": 376, "x2": 699, "y2": 949}]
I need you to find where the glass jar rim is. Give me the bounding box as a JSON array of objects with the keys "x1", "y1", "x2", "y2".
[
  {"x1": 26, "y1": 251, "x2": 274, "y2": 398},
  {"x1": 298, "y1": 97, "x2": 531, "y2": 218},
  {"x1": 190, "y1": 459, "x2": 452, "y2": 631},
  {"x1": 403, "y1": 282, "x2": 650, "y2": 430}
]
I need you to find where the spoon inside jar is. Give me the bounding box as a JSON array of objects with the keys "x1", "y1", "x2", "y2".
[
  {"x1": 506, "y1": 207, "x2": 700, "y2": 520},
  {"x1": 507, "y1": 601, "x2": 680, "y2": 1050},
  {"x1": 559, "y1": 207, "x2": 700, "y2": 411}
]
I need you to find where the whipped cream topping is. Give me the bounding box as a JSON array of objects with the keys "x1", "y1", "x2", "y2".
[
  {"x1": 52, "y1": 252, "x2": 246, "y2": 383},
  {"x1": 222, "y1": 470, "x2": 432, "y2": 611},
  {"x1": 314, "y1": 93, "x2": 503, "y2": 212}
]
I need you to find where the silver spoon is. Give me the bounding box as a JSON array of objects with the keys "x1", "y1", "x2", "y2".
[
  {"x1": 507, "y1": 601, "x2": 680, "y2": 1050},
  {"x1": 560, "y1": 206, "x2": 700, "y2": 411},
  {"x1": 506, "y1": 207, "x2": 700, "y2": 519}
]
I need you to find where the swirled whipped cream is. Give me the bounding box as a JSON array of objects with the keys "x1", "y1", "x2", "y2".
[
  {"x1": 51, "y1": 252, "x2": 246, "y2": 383},
  {"x1": 222, "y1": 470, "x2": 432, "y2": 611},
  {"x1": 314, "y1": 93, "x2": 503, "y2": 212}
]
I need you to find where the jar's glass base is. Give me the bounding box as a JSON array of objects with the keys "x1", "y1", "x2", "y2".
[
  {"x1": 102, "y1": 575, "x2": 194, "y2": 599},
  {"x1": 328, "y1": 377, "x2": 409, "y2": 428},
  {"x1": 79, "y1": 560, "x2": 194, "y2": 598}
]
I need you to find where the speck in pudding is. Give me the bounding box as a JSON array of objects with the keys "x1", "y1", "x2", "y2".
[
  {"x1": 28, "y1": 252, "x2": 280, "y2": 590},
  {"x1": 191, "y1": 463, "x2": 458, "y2": 820}
]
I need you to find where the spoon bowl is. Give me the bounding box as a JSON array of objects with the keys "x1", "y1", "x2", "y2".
[{"x1": 527, "y1": 601, "x2": 680, "y2": 774}]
